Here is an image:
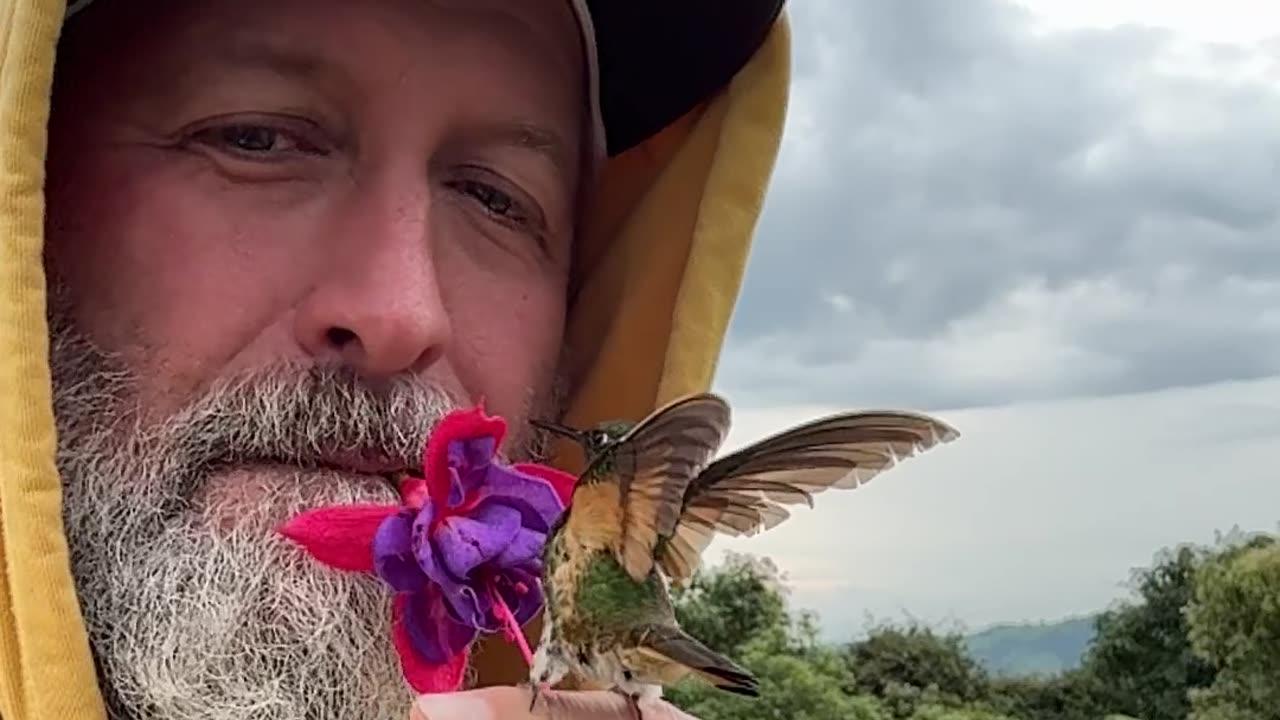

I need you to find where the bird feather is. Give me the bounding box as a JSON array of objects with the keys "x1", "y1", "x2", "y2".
[
  {"x1": 655, "y1": 410, "x2": 960, "y2": 582},
  {"x1": 609, "y1": 393, "x2": 731, "y2": 583}
]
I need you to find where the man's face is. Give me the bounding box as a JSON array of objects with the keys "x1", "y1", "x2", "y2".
[{"x1": 43, "y1": 0, "x2": 585, "y2": 717}]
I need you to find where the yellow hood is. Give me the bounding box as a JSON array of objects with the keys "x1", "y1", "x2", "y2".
[{"x1": 0, "y1": 1, "x2": 791, "y2": 718}]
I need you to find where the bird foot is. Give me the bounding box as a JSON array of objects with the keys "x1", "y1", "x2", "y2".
[
  {"x1": 609, "y1": 688, "x2": 644, "y2": 720},
  {"x1": 528, "y1": 681, "x2": 554, "y2": 714}
]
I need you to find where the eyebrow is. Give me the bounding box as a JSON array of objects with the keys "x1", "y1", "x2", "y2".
[
  {"x1": 205, "y1": 39, "x2": 339, "y2": 83},
  {"x1": 463, "y1": 120, "x2": 579, "y2": 181},
  {"x1": 194, "y1": 40, "x2": 579, "y2": 177}
]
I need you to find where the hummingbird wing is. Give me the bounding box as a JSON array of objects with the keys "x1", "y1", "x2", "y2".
[
  {"x1": 611, "y1": 393, "x2": 732, "y2": 583},
  {"x1": 655, "y1": 410, "x2": 960, "y2": 581}
]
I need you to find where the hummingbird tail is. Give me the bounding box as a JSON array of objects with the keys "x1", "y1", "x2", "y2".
[{"x1": 638, "y1": 625, "x2": 760, "y2": 698}]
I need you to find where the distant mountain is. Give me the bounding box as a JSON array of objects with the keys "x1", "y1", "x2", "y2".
[{"x1": 964, "y1": 615, "x2": 1097, "y2": 677}]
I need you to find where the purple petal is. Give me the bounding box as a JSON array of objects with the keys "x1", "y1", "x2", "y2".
[
  {"x1": 469, "y1": 465, "x2": 565, "y2": 533},
  {"x1": 446, "y1": 436, "x2": 498, "y2": 507},
  {"x1": 434, "y1": 576, "x2": 485, "y2": 630},
  {"x1": 373, "y1": 511, "x2": 428, "y2": 593},
  {"x1": 430, "y1": 575, "x2": 499, "y2": 633},
  {"x1": 415, "y1": 532, "x2": 459, "y2": 592},
  {"x1": 411, "y1": 511, "x2": 482, "y2": 625},
  {"x1": 493, "y1": 527, "x2": 547, "y2": 568},
  {"x1": 445, "y1": 467, "x2": 466, "y2": 508},
  {"x1": 402, "y1": 590, "x2": 478, "y2": 665},
  {"x1": 433, "y1": 505, "x2": 521, "y2": 579}
]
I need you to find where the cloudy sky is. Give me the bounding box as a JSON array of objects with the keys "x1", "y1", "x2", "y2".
[{"x1": 707, "y1": 0, "x2": 1280, "y2": 637}]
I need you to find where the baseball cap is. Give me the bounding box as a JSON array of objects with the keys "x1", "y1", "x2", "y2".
[{"x1": 583, "y1": 0, "x2": 786, "y2": 156}]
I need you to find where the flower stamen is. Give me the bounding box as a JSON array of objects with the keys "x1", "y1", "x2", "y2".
[{"x1": 488, "y1": 578, "x2": 535, "y2": 665}]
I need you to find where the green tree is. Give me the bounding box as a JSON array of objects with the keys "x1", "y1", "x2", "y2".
[
  {"x1": 1077, "y1": 543, "x2": 1216, "y2": 720},
  {"x1": 660, "y1": 532, "x2": 1279, "y2": 720},
  {"x1": 842, "y1": 622, "x2": 991, "y2": 716},
  {"x1": 669, "y1": 551, "x2": 789, "y2": 658},
  {"x1": 666, "y1": 552, "x2": 872, "y2": 720},
  {"x1": 672, "y1": 647, "x2": 890, "y2": 720},
  {"x1": 986, "y1": 670, "x2": 1110, "y2": 720},
  {"x1": 1073, "y1": 531, "x2": 1277, "y2": 720},
  {"x1": 1186, "y1": 539, "x2": 1280, "y2": 720},
  {"x1": 908, "y1": 703, "x2": 1015, "y2": 720}
]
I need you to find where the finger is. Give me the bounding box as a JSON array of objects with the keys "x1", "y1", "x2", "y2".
[{"x1": 410, "y1": 685, "x2": 699, "y2": 720}]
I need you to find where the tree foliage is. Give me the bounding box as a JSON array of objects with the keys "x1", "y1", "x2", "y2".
[
  {"x1": 1185, "y1": 537, "x2": 1280, "y2": 720},
  {"x1": 843, "y1": 622, "x2": 991, "y2": 708},
  {"x1": 1075, "y1": 543, "x2": 1217, "y2": 720},
  {"x1": 666, "y1": 552, "x2": 879, "y2": 720},
  {"x1": 662, "y1": 529, "x2": 1279, "y2": 720},
  {"x1": 668, "y1": 551, "x2": 788, "y2": 657}
]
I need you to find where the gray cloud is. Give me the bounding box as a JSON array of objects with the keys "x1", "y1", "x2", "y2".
[{"x1": 717, "y1": 0, "x2": 1280, "y2": 410}]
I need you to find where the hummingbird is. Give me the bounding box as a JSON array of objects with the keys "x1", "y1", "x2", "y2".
[{"x1": 525, "y1": 392, "x2": 960, "y2": 718}]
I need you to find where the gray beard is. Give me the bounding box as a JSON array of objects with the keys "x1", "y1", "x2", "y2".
[{"x1": 47, "y1": 295, "x2": 559, "y2": 720}]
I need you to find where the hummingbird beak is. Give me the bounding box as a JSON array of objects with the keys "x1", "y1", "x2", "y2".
[{"x1": 531, "y1": 418, "x2": 586, "y2": 443}]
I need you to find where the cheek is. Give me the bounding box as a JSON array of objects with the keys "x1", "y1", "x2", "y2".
[
  {"x1": 44, "y1": 153, "x2": 315, "y2": 406},
  {"x1": 441, "y1": 264, "x2": 565, "y2": 420}
]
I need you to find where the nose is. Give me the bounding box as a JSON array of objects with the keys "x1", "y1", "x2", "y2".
[{"x1": 294, "y1": 180, "x2": 450, "y2": 378}]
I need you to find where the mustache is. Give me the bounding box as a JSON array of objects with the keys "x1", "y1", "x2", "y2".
[
  {"x1": 46, "y1": 298, "x2": 557, "y2": 509},
  {"x1": 151, "y1": 363, "x2": 462, "y2": 480}
]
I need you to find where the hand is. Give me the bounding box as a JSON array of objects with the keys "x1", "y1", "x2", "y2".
[{"x1": 409, "y1": 686, "x2": 699, "y2": 720}]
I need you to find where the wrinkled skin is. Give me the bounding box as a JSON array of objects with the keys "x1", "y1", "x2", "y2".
[{"x1": 43, "y1": 0, "x2": 587, "y2": 718}]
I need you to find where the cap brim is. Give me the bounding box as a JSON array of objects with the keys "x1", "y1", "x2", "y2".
[{"x1": 586, "y1": 0, "x2": 786, "y2": 156}]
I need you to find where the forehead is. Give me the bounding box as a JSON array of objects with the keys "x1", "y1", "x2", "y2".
[
  {"x1": 61, "y1": 0, "x2": 587, "y2": 117},
  {"x1": 56, "y1": 0, "x2": 593, "y2": 195}
]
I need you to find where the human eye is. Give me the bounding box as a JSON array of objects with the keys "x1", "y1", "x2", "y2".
[
  {"x1": 446, "y1": 169, "x2": 548, "y2": 240},
  {"x1": 183, "y1": 115, "x2": 332, "y2": 165},
  {"x1": 457, "y1": 179, "x2": 519, "y2": 219}
]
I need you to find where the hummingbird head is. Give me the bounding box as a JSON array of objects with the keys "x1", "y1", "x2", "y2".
[{"x1": 530, "y1": 418, "x2": 635, "y2": 464}]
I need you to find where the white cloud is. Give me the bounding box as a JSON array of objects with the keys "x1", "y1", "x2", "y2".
[
  {"x1": 1013, "y1": 0, "x2": 1280, "y2": 45},
  {"x1": 821, "y1": 291, "x2": 854, "y2": 314}
]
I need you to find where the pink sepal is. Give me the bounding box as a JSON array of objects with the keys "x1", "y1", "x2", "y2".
[
  {"x1": 399, "y1": 476, "x2": 431, "y2": 511},
  {"x1": 277, "y1": 504, "x2": 400, "y2": 573},
  {"x1": 512, "y1": 462, "x2": 577, "y2": 506}
]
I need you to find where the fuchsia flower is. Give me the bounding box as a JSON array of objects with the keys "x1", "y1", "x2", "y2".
[{"x1": 278, "y1": 405, "x2": 576, "y2": 694}]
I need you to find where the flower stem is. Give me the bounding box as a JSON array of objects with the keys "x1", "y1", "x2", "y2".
[{"x1": 487, "y1": 580, "x2": 534, "y2": 666}]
